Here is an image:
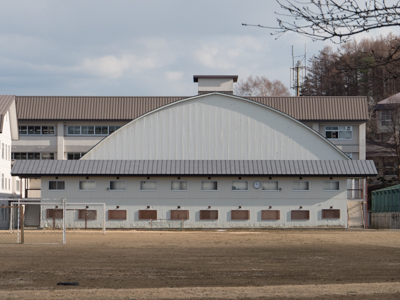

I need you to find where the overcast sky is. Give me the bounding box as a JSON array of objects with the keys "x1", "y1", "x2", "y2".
[{"x1": 1, "y1": 1, "x2": 398, "y2": 96}]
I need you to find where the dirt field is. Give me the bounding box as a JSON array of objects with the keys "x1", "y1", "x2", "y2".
[{"x1": 1, "y1": 229, "x2": 400, "y2": 299}]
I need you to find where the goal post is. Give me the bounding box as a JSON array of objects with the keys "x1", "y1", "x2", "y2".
[{"x1": 64, "y1": 203, "x2": 106, "y2": 235}]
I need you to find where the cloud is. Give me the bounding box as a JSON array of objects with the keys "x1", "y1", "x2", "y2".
[{"x1": 165, "y1": 71, "x2": 183, "y2": 81}]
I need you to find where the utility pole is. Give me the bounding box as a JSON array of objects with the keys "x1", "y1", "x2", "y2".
[{"x1": 290, "y1": 45, "x2": 307, "y2": 96}]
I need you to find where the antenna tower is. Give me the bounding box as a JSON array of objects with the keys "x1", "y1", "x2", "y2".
[{"x1": 290, "y1": 45, "x2": 307, "y2": 96}]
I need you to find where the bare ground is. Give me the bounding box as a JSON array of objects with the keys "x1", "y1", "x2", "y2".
[{"x1": 0, "y1": 229, "x2": 400, "y2": 299}]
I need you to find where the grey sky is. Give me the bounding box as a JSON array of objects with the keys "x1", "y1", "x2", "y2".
[{"x1": 1, "y1": 1, "x2": 398, "y2": 96}]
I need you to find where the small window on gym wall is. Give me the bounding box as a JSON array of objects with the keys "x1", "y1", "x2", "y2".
[
  {"x1": 201, "y1": 181, "x2": 217, "y2": 191},
  {"x1": 232, "y1": 181, "x2": 248, "y2": 191},
  {"x1": 262, "y1": 181, "x2": 279, "y2": 191},
  {"x1": 171, "y1": 181, "x2": 187, "y2": 191},
  {"x1": 49, "y1": 181, "x2": 65, "y2": 190},
  {"x1": 140, "y1": 181, "x2": 156, "y2": 191},
  {"x1": 293, "y1": 181, "x2": 309, "y2": 191},
  {"x1": 110, "y1": 181, "x2": 126, "y2": 191},
  {"x1": 79, "y1": 181, "x2": 96, "y2": 191},
  {"x1": 323, "y1": 181, "x2": 339, "y2": 191}
]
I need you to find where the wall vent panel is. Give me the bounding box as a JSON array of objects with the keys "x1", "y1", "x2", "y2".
[
  {"x1": 291, "y1": 210, "x2": 310, "y2": 220},
  {"x1": 170, "y1": 210, "x2": 189, "y2": 220},
  {"x1": 231, "y1": 210, "x2": 250, "y2": 220},
  {"x1": 261, "y1": 210, "x2": 280, "y2": 220},
  {"x1": 200, "y1": 210, "x2": 218, "y2": 220},
  {"x1": 322, "y1": 209, "x2": 340, "y2": 219},
  {"x1": 108, "y1": 210, "x2": 127, "y2": 220},
  {"x1": 139, "y1": 210, "x2": 157, "y2": 220}
]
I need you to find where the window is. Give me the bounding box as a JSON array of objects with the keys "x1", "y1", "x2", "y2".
[
  {"x1": 171, "y1": 181, "x2": 187, "y2": 191},
  {"x1": 293, "y1": 181, "x2": 309, "y2": 191},
  {"x1": 1, "y1": 174, "x2": 3, "y2": 189},
  {"x1": 201, "y1": 181, "x2": 217, "y2": 191},
  {"x1": 325, "y1": 126, "x2": 352, "y2": 140},
  {"x1": 262, "y1": 181, "x2": 279, "y2": 191},
  {"x1": 140, "y1": 181, "x2": 156, "y2": 191},
  {"x1": 49, "y1": 181, "x2": 65, "y2": 190},
  {"x1": 8, "y1": 179, "x2": 10, "y2": 191},
  {"x1": 79, "y1": 181, "x2": 96, "y2": 191},
  {"x1": 67, "y1": 153, "x2": 86, "y2": 160},
  {"x1": 1, "y1": 143, "x2": 3, "y2": 159},
  {"x1": 67, "y1": 125, "x2": 121, "y2": 136},
  {"x1": 232, "y1": 181, "x2": 248, "y2": 191},
  {"x1": 16, "y1": 180, "x2": 20, "y2": 192},
  {"x1": 12, "y1": 152, "x2": 55, "y2": 160},
  {"x1": 323, "y1": 181, "x2": 339, "y2": 191},
  {"x1": 19, "y1": 125, "x2": 55, "y2": 135},
  {"x1": 381, "y1": 111, "x2": 392, "y2": 127},
  {"x1": 110, "y1": 181, "x2": 126, "y2": 191}
]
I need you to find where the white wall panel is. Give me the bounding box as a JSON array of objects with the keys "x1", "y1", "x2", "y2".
[
  {"x1": 41, "y1": 176, "x2": 348, "y2": 229},
  {"x1": 83, "y1": 94, "x2": 348, "y2": 160}
]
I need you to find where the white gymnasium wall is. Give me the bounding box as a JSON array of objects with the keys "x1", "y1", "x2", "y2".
[
  {"x1": 83, "y1": 94, "x2": 348, "y2": 161},
  {"x1": 41, "y1": 176, "x2": 348, "y2": 228}
]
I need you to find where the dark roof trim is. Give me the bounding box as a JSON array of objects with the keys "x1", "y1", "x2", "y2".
[
  {"x1": 193, "y1": 75, "x2": 238, "y2": 82},
  {"x1": 11, "y1": 160, "x2": 377, "y2": 177}
]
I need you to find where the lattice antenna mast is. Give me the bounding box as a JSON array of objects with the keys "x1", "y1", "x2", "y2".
[{"x1": 290, "y1": 45, "x2": 307, "y2": 96}]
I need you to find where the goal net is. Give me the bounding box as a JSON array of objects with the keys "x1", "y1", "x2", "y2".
[
  {"x1": 149, "y1": 219, "x2": 185, "y2": 230},
  {"x1": 2, "y1": 198, "x2": 66, "y2": 244},
  {"x1": 64, "y1": 203, "x2": 106, "y2": 235}
]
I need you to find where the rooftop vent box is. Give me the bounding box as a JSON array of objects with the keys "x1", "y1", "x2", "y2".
[{"x1": 193, "y1": 75, "x2": 238, "y2": 95}]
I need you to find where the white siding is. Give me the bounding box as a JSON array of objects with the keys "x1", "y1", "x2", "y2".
[
  {"x1": 41, "y1": 176, "x2": 348, "y2": 229},
  {"x1": 83, "y1": 94, "x2": 348, "y2": 160}
]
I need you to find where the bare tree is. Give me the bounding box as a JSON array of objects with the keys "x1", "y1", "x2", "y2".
[
  {"x1": 243, "y1": 0, "x2": 400, "y2": 43},
  {"x1": 234, "y1": 75, "x2": 291, "y2": 97}
]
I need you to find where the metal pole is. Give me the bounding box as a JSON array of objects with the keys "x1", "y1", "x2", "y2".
[
  {"x1": 20, "y1": 205, "x2": 25, "y2": 244},
  {"x1": 63, "y1": 198, "x2": 66, "y2": 244},
  {"x1": 102, "y1": 203, "x2": 106, "y2": 235}
]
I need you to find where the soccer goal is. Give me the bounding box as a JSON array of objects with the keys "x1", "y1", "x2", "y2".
[
  {"x1": 148, "y1": 219, "x2": 185, "y2": 230},
  {"x1": 6, "y1": 198, "x2": 66, "y2": 244},
  {"x1": 64, "y1": 203, "x2": 106, "y2": 235}
]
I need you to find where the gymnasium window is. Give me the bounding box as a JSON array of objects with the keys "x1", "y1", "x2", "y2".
[
  {"x1": 140, "y1": 181, "x2": 156, "y2": 191},
  {"x1": 293, "y1": 181, "x2": 309, "y2": 191},
  {"x1": 49, "y1": 181, "x2": 65, "y2": 190},
  {"x1": 201, "y1": 181, "x2": 217, "y2": 191},
  {"x1": 262, "y1": 181, "x2": 279, "y2": 191},
  {"x1": 323, "y1": 181, "x2": 340, "y2": 191},
  {"x1": 232, "y1": 181, "x2": 248, "y2": 191},
  {"x1": 325, "y1": 126, "x2": 352, "y2": 140},
  {"x1": 79, "y1": 181, "x2": 96, "y2": 191},
  {"x1": 171, "y1": 181, "x2": 187, "y2": 191},
  {"x1": 110, "y1": 181, "x2": 126, "y2": 191}
]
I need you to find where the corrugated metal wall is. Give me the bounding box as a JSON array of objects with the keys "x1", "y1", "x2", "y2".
[{"x1": 83, "y1": 95, "x2": 347, "y2": 160}]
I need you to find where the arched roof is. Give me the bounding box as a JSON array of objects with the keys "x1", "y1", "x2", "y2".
[{"x1": 82, "y1": 93, "x2": 349, "y2": 161}]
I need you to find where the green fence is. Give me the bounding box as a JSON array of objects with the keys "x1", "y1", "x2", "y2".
[{"x1": 372, "y1": 184, "x2": 400, "y2": 213}]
